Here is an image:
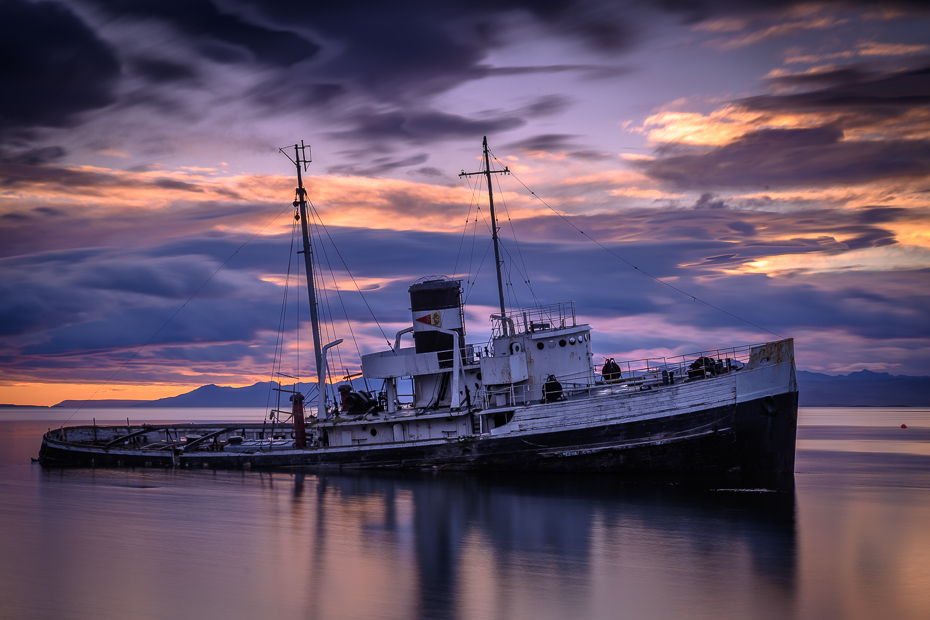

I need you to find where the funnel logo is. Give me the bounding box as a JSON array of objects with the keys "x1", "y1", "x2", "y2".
[{"x1": 415, "y1": 311, "x2": 442, "y2": 327}]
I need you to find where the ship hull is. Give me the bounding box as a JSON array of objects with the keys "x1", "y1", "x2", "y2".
[
  {"x1": 38, "y1": 391, "x2": 797, "y2": 474},
  {"x1": 39, "y1": 339, "x2": 798, "y2": 475}
]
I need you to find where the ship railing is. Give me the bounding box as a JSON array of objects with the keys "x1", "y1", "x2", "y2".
[
  {"x1": 491, "y1": 302, "x2": 576, "y2": 337},
  {"x1": 478, "y1": 382, "x2": 532, "y2": 409},
  {"x1": 46, "y1": 423, "x2": 300, "y2": 451},
  {"x1": 598, "y1": 344, "x2": 761, "y2": 387},
  {"x1": 475, "y1": 343, "x2": 764, "y2": 409},
  {"x1": 476, "y1": 368, "x2": 596, "y2": 409}
]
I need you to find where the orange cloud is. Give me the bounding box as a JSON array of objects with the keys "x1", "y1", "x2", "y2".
[
  {"x1": 784, "y1": 39, "x2": 930, "y2": 64},
  {"x1": 727, "y1": 245, "x2": 930, "y2": 277}
]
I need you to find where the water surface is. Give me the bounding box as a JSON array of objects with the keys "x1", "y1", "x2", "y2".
[{"x1": 1, "y1": 407, "x2": 927, "y2": 619}]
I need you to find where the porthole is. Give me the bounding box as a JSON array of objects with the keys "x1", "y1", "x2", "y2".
[
  {"x1": 569, "y1": 337, "x2": 576, "y2": 344},
  {"x1": 559, "y1": 339, "x2": 567, "y2": 347},
  {"x1": 537, "y1": 342, "x2": 545, "y2": 350},
  {"x1": 370, "y1": 428, "x2": 378, "y2": 437},
  {"x1": 548, "y1": 340, "x2": 555, "y2": 349},
  {"x1": 476, "y1": 372, "x2": 482, "y2": 381}
]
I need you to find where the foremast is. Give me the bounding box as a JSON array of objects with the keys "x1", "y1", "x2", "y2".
[
  {"x1": 460, "y1": 136, "x2": 511, "y2": 334},
  {"x1": 283, "y1": 142, "x2": 327, "y2": 419}
]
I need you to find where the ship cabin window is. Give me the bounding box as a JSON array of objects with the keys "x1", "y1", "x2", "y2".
[
  {"x1": 559, "y1": 339, "x2": 566, "y2": 347},
  {"x1": 537, "y1": 342, "x2": 545, "y2": 350}
]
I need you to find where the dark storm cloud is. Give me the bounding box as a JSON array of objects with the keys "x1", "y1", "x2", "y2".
[
  {"x1": 506, "y1": 202, "x2": 920, "y2": 263},
  {"x1": 569, "y1": 151, "x2": 614, "y2": 161},
  {"x1": 694, "y1": 193, "x2": 727, "y2": 209},
  {"x1": 857, "y1": 207, "x2": 908, "y2": 225},
  {"x1": 410, "y1": 167, "x2": 445, "y2": 178},
  {"x1": 330, "y1": 110, "x2": 527, "y2": 145},
  {"x1": 327, "y1": 96, "x2": 569, "y2": 148},
  {"x1": 244, "y1": 0, "x2": 636, "y2": 58},
  {"x1": 0, "y1": 245, "x2": 283, "y2": 359},
  {"x1": 505, "y1": 133, "x2": 611, "y2": 159},
  {"x1": 745, "y1": 63, "x2": 930, "y2": 122},
  {"x1": 484, "y1": 221, "x2": 930, "y2": 349},
  {"x1": 0, "y1": 155, "x2": 240, "y2": 198},
  {"x1": 328, "y1": 154, "x2": 430, "y2": 177},
  {"x1": 247, "y1": 80, "x2": 347, "y2": 109},
  {"x1": 87, "y1": 0, "x2": 636, "y2": 98},
  {"x1": 643, "y1": 127, "x2": 930, "y2": 189},
  {"x1": 657, "y1": 0, "x2": 930, "y2": 22},
  {"x1": 0, "y1": 146, "x2": 67, "y2": 167},
  {"x1": 726, "y1": 221, "x2": 757, "y2": 236},
  {"x1": 637, "y1": 62, "x2": 930, "y2": 191},
  {"x1": 86, "y1": 0, "x2": 319, "y2": 67},
  {"x1": 467, "y1": 64, "x2": 631, "y2": 80},
  {"x1": 520, "y1": 95, "x2": 574, "y2": 118},
  {"x1": 0, "y1": 192, "x2": 261, "y2": 263},
  {"x1": 0, "y1": 0, "x2": 120, "y2": 131},
  {"x1": 74, "y1": 256, "x2": 229, "y2": 299},
  {"x1": 0, "y1": 224, "x2": 455, "y2": 382},
  {"x1": 132, "y1": 58, "x2": 198, "y2": 84},
  {"x1": 0, "y1": 158, "x2": 117, "y2": 190},
  {"x1": 507, "y1": 134, "x2": 579, "y2": 152},
  {"x1": 3, "y1": 200, "x2": 930, "y2": 382},
  {"x1": 1, "y1": 0, "x2": 642, "y2": 168}
]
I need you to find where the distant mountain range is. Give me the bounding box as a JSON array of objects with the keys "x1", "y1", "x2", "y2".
[
  {"x1": 51, "y1": 381, "x2": 308, "y2": 409},
  {"x1": 796, "y1": 370, "x2": 930, "y2": 407},
  {"x1": 32, "y1": 371, "x2": 929, "y2": 408}
]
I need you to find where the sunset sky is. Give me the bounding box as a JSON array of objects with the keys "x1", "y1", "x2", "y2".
[{"x1": 2, "y1": 0, "x2": 929, "y2": 406}]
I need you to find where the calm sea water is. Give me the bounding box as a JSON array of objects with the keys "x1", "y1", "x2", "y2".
[{"x1": 1, "y1": 407, "x2": 928, "y2": 620}]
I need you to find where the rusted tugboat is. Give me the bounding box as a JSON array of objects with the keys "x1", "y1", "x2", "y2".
[{"x1": 39, "y1": 139, "x2": 798, "y2": 474}]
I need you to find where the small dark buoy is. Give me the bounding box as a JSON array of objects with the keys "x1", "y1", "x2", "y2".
[{"x1": 901, "y1": 424, "x2": 908, "y2": 429}]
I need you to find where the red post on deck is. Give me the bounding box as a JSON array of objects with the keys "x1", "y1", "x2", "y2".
[{"x1": 291, "y1": 393, "x2": 307, "y2": 449}]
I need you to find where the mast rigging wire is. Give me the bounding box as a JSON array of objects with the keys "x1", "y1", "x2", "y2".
[
  {"x1": 61, "y1": 201, "x2": 298, "y2": 425},
  {"x1": 488, "y1": 150, "x2": 783, "y2": 339},
  {"x1": 453, "y1": 174, "x2": 481, "y2": 281},
  {"x1": 305, "y1": 197, "x2": 397, "y2": 354},
  {"x1": 265, "y1": 216, "x2": 299, "y2": 419},
  {"x1": 306, "y1": 218, "x2": 339, "y2": 406},
  {"x1": 308, "y1": 204, "x2": 371, "y2": 391},
  {"x1": 493, "y1": 172, "x2": 540, "y2": 307}
]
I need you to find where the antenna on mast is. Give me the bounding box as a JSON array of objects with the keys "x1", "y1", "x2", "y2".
[{"x1": 460, "y1": 136, "x2": 510, "y2": 332}]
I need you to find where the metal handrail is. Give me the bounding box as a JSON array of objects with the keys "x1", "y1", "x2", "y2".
[
  {"x1": 475, "y1": 341, "x2": 765, "y2": 410},
  {"x1": 491, "y1": 302, "x2": 577, "y2": 336}
]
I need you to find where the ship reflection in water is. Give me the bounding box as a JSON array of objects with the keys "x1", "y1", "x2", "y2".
[
  {"x1": 324, "y1": 473, "x2": 797, "y2": 620},
  {"x1": 20, "y1": 467, "x2": 796, "y2": 620}
]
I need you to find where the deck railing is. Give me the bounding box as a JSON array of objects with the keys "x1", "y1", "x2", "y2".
[
  {"x1": 491, "y1": 302, "x2": 577, "y2": 337},
  {"x1": 475, "y1": 343, "x2": 763, "y2": 410}
]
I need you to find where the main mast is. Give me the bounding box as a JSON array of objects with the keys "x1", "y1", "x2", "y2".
[
  {"x1": 460, "y1": 136, "x2": 510, "y2": 327},
  {"x1": 283, "y1": 141, "x2": 326, "y2": 417}
]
